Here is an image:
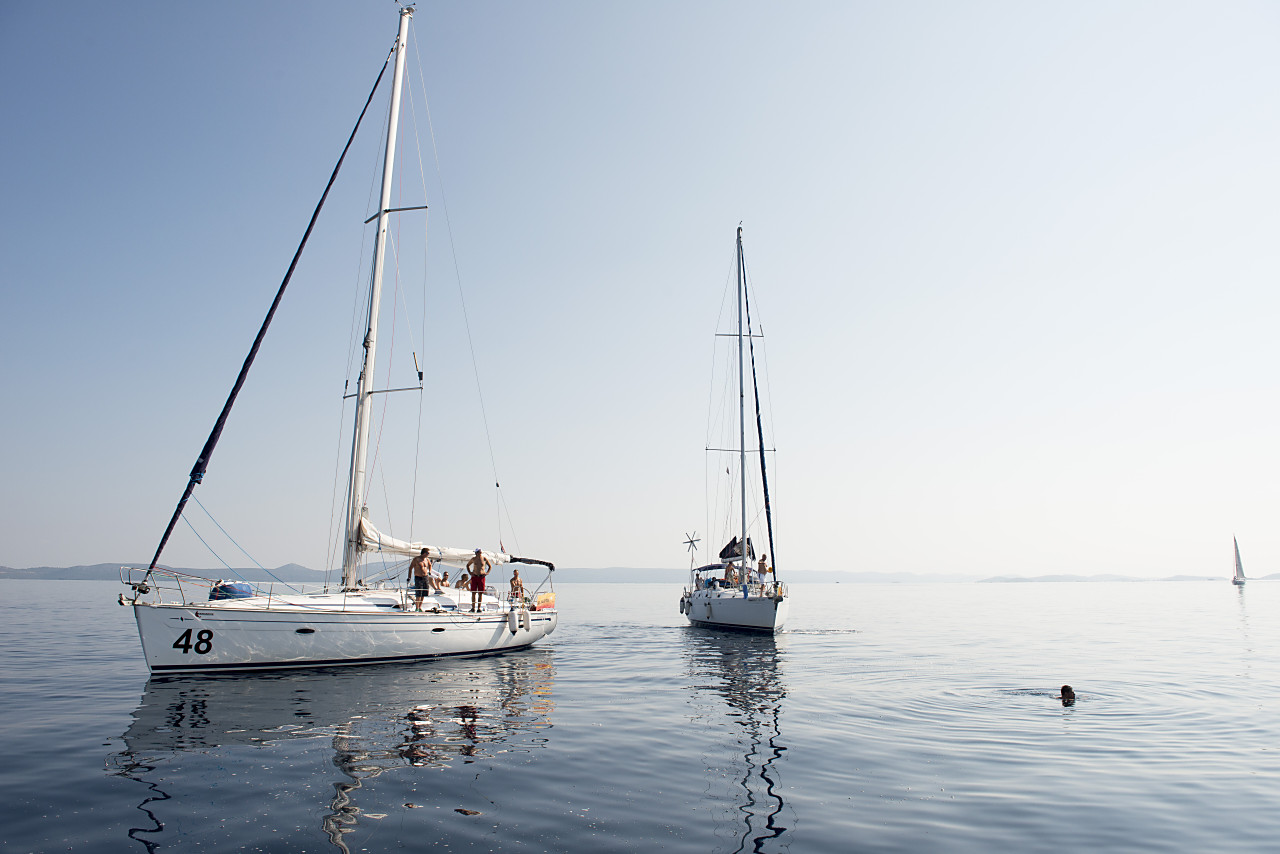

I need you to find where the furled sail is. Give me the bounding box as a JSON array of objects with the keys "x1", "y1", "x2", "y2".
[
  {"x1": 358, "y1": 517, "x2": 510, "y2": 566},
  {"x1": 718, "y1": 536, "x2": 754, "y2": 561}
]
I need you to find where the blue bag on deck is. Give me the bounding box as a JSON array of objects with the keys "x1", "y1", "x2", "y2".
[{"x1": 209, "y1": 581, "x2": 254, "y2": 600}]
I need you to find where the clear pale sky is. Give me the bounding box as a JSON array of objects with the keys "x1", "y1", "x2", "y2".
[{"x1": 3, "y1": 1, "x2": 1279, "y2": 578}]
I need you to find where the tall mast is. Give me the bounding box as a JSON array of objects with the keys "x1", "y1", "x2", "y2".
[
  {"x1": 737, "y1": 226, "x2": 748, "y2": 574},
  {"x1": 342, "y1": 7, "x2": 413, "y2": 586}
]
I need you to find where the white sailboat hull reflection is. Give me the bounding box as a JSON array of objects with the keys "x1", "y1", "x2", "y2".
[
  {"x1": 683, "y1": 631, "x2": 792, "y2": 852},
  {"x1": 110, "y1": 653, "x2": 557, "y2": 850}
]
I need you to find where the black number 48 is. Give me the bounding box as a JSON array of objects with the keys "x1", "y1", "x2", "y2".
[{"x1": 173, "y1": 628, "x2": 214, "y2": 655}]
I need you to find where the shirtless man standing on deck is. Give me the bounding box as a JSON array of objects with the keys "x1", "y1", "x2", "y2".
[
  {"x1": 467, "y1": 549, "x2": 492, "y2": 612},
  {"x1": 408, "y1": 549, "x2": 433, "y2": 611}
]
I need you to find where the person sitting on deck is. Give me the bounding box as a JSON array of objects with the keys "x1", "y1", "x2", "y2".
[
  {"x1": 722, "y1": 563, "x2": 738, "y2": 585},
  {"x1": 454, "y1": 572, "x2": 470, "y2": 590}
]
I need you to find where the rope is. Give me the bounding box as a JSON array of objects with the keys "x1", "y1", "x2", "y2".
[
  {"x1": 191, "y1": 496, "x2": 300, "y2": 591},
  {"x1": 179, "y1": 515, "x2": 237, "y2": 575},
  {"x1": 412, "y1": 29, "x2": 507, "y2": 532},
  {"x1": 149, "y1": 54, "x2": 393, "y2": 571}
]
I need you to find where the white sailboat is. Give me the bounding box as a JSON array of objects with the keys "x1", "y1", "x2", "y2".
[
  {"x1": 679, "y1": 227, "x2": 789, "y2": 633},
  {"x1": 1233, "y1": 536, "x2": 1247, "y2": 586},
  {"x1": 120, "y1": 7, "x2": 557, "y2": 674}
]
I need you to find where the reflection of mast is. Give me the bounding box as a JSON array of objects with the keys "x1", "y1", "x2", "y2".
[
  {"x1": 324, "y1": 723, "x2": 366, "y2": 854},
  {"x1": 685, "y1": 633, "x2": 791, "y2": 853},
  {"x1": 730, "y1": 698, "x2": 787, "y2": 854},
  {"x1": 107, "y1": 753, "x2": 169, "y2": 854}
]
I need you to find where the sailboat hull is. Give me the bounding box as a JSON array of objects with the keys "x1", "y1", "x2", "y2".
[
  {"x1": 685, "y1": 587, "x2": 788, "y2": 633},
  {"x1": 133, "y1": 600, "x2": 557, "y2": 674}
]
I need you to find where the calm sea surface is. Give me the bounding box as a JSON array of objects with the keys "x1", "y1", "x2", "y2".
[{"x1": 1, "y1": 579, "x2": 1277, "y2": 853}]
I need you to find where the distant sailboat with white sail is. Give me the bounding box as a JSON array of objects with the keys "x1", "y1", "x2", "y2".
[{"x1": 1232, "y1": 536, "x2": 1247, "y2": 586}]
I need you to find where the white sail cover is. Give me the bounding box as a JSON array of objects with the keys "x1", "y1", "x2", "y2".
[{"x1": 358, "y1": 517, "x2": 510, "y2": 566}]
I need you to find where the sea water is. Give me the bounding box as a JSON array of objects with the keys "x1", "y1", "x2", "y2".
[{"x1": 1, "y1": 579, "x2": 1277, "y2": 853}]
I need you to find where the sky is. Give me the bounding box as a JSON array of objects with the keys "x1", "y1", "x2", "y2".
[{"x1": 3, "y1": 1, "x2": 1280, "y2": 578}]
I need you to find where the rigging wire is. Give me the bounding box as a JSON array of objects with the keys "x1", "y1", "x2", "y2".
[
  {"x1": 328, "y1": 73, "x2": 394, "y2": 585},
  {"x1": 404, "y1": 48, "x2": 433, "y2": 543},
  {"x1": 148, "y1": 53, "x2": 393, "y2": 572},
  {"x1": 180, "y1": 515, "x2": 237, "y2": 575},
  {"x1": 364, "y1": 81, "x2": 411, "y2": 507},
  {"x1": 324, "y1": 393, "x2": 354, "y2": 587},
  {"x1": 396, "y1": 71, "x2": 432, "y2": 540},
  {"x1": 191, "y1": 496, "x2": 300, "y2": 592},
  {"x1": 705, "y1": 257, "x2": 738, "y2": 553},
  {"x1": 742, "y1": 246, "x2": 778, "y2": 575},
  {"x1": 412, "y1": 28, "x2": 511, "y2": 546}
]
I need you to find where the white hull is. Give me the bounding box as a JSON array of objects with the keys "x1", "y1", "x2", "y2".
[
  {"x1": 683, "y1": 585, "x2": 788, "y2": 633},
  {"x1": 133, "y1": 590, "x2": 556, "y2": 674}
]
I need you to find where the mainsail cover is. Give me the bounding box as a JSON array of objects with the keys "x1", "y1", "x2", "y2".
[
  {"x1": 358, "y1": 517, "x2": 510, "y2": 566},
  {"x1": 718, "y1": 536, "x2": 754, "y2": 561}
]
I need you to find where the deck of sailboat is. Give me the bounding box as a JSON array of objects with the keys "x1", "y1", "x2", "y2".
[{"x1": 173, "y1": 591, "x2": 520, "y2": 615}]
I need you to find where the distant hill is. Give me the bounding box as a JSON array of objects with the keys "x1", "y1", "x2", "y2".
[
  {"x1": 0, "y1": 563, "x2": 330, "y2": 582},
  {"x1": 1, "y1": 564, "x2": 978, "y2": 584},
  {"x1": 3, "y1": 564, "x2": 1275, "y2": 583},
  {"x1": 977, "y1": 573, "x2": 1275, "y2": 583},
  {"x1": 534, "y1": 568, "x2": 982, "y2": 583}
]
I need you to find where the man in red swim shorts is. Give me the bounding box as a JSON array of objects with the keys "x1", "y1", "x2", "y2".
[{"x1": 467, "y1": 548, "x2": 491, "y2": 612}]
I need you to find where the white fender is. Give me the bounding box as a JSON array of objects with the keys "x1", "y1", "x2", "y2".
[
  {"x1": 521, "y1": 610, "x2": 531, "y2": 631},
  {"x1": 507, "y1": 608, "x2": 518, "y2": 634},
  {"x1": 679, "y1": 598, "x2": 686, "y2": 614}
]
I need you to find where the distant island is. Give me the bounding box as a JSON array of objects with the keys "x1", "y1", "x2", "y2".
[
  {"x1": 0, "y1": 563, "x2": 327, "y2": 583},
  {"x1": 1, "y1": 564, "x2": 1273, "y2": 583}
]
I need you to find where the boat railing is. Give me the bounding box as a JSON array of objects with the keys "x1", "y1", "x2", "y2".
[
  {"x1": 120, "y1": 567, "x2": 544, "y2": 612},
  {"x1": 119, "y1": 566, "x2": 197, "y2": 606},
  {"x1": 120, "y1": 567, "x2": 327, "y2": 607},
  {"x1": 684, "y1": 576, "x2": 787, "y2": 599}
]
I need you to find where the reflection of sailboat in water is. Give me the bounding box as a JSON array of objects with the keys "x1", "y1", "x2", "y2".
[
  {"x1": 108, "y1": 654, "x2": 555, "y2": 852},
  {"x1": 683, "y1": 632, "x2": 791, "y2": 853}
]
